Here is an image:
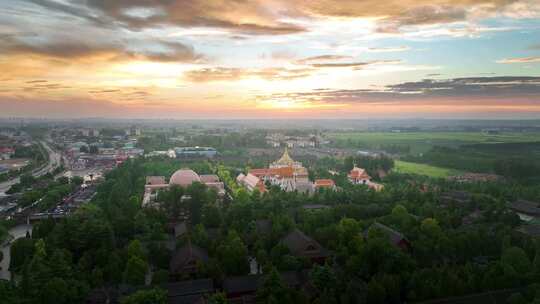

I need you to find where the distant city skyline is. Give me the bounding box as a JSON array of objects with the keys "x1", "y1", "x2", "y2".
[{"x1": 1, "y1": 0, "x2": 539, "y2": 118}]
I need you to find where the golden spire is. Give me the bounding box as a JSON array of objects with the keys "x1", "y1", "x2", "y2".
[{"x1": 276, "y1": 147, "x2": 294, "y2": 165}]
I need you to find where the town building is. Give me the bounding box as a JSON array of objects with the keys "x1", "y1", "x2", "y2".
[
  {"x1": 125, "y1": 126, "x2": 141, "y2": 136},
  {"x1": 266, "y1": 133, "x2": 321, "y2": 148},
  {"x1": 146, "y1": 150, "x2": 176, "y2": 158},
  {"x1": 80, "y1": 129, "x2": 100, "y2": 137},
  {"x1": 0, "y1": 147, "x2": 15, "y2": 160},
  {"x1": 174, "y1": 146, "x2": 217, "y2": 158}
]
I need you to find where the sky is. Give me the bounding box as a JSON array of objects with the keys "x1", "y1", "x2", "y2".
[{"x1": 0, "y1": 0, "x2": 539, "y2": 119}]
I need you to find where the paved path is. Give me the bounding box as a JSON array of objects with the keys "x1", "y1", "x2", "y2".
[{"x1": 0, "y1": 224, "x2": 32, "y2": 280}]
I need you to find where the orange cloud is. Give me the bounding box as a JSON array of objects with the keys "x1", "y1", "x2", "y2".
[
  {"x1": 183, "y1": 67, "x2": 314, "y2": 82},
  {"x1": 496, "y1": 56, "x2": 540, "y2": 63}
]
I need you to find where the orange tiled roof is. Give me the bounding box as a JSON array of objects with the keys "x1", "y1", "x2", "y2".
[
  {"x1": 270, "y1": 166, "x2": 294, "y2": 177},
  {"x1": 315, "y1": 179, "x2": 335, "y2": 187},
  {"x1": 348, "y1": 167, "x2": 370, "y2": 179},
  {"x1": 249, "y1": 168, "x2": 269, "y2": 177},
  {"x1": 250, "y1": 166, "x2": 300, "y2": 179}
]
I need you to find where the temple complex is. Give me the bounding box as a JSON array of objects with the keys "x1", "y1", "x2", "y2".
[{"x1": 237, "y1": 148, "x2": 313, "y2": 193}]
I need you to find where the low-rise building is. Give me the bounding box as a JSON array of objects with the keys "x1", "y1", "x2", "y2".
[
  {"x1": 348, "y1": 166, "x2": 371, "y2": 185},
  {"x1": 168, "y1": 279, "x2": 214, "y2": 304},
  {"x1": 280, "y1": 229, "x2": 331, "y2": 264},
  {"x1": 348, "y1": 166, "x2": 384, "y2": 191},
  {"x1": 302, "y1": 204, "x2": 330, "y2": 211},
  {"x1": 0, "y1": 147, "x2": 15, "y2": 160},
  {"x1": 440, "y1": 190, "x2": 473, "y2": 206},
  {"x1": 237, "y1": 173, "x2": 267, "y2": 193},
  {"x1": 509, "y1": 199, "x2": 540, "y2": 222},
  {"x1": 314, "y1": 179, "x2": 336, "y2": 191},
  {"x1": 146, "y1": 150, "x2": 176, "y2": 158},
  {"x1": 170, "y1": 242, "x2": 209, "y2": 280},
  {"x1": 224, "y1": 271, "x2": 303, "y2": 302},
  {"x1": 175, "y1": 146, "x2": 217, "y2": 158},
  {"x1": 367, "y1": 222, "x2": 411, "y2": 251},
  {"x1": 143, "y1": 169, "x2": 226, "y2": 207}
]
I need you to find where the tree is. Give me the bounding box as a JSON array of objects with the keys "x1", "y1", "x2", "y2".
[
  {"x1": 202, "y1": 203, "x2": 222, "y2": 228},
  {"x1": 120, "y1": 289, "x2": 167, "y2": 304},
  {"x1": 217, "y1": 230, "x2": 249, "y2": 275},
  {"x1": 186, "y1": 182, "x2": 210, "y2": 225},
  {"x1": 127, "y1": 240, "x2": 146, "y2": 261},
  {"x1": 9, "y1": 236, "x2": 34, "y2": 272},
  {"x1": 89, "y1": 145, "x2": 99, "y2": 154},
  {"x1": 20, "y1": 174, "x2": 36, "y2": 187},
  {"x1": 208, "y1": 292, "x2": 229, "y2": 304},
  {"x1": 0, "y1": 280, "x2": 23, "y2": 304},
  {"x1": 151, "y1": 269, "x2": 169, "y2": 285},
  {"x1": 507, "y1": 292, "x2": 527, "y2": 304},
  {"x1": 39, "y1": 278, "x2": 70, "y2": 304},
  {"x1": 71, "y1": 176, "x2": 84, "y2": 186},
  {"x1": 310, "y1": 264, "x2": 338, "y2": 303},
  {"x1": 310, "y1": 264, "x2": 337, "y2": 294},
  {"x1": 105, "y1": 252, "x2": 123, "y2": 284},
  {"x1": 367, "y1": 279, "x2": 386, "y2": 304},
  {"x1": 123, "y1": 256, "x2": 148, "y2": 286},
  {"x1": 420, "y1": 218, "x2": 442, "y2": 238},
  {"x1": 256, "y1": 266, "x2": 290, "y2": 304},
  {"x1": 501, "y1": 247, "x2": 531, "y2": 274}
]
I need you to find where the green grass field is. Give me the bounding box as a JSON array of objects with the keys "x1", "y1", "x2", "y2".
[
  {"x1": 394, "y1": 160, "x2": 463, "y2": 178},
  {"x1": 327, "y1": 131, "x2": 540, "y2": 154}
]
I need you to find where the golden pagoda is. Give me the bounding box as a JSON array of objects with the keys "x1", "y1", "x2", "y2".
[{"x1": 270, "y1": 147, "x2": 302, "y2": 169}]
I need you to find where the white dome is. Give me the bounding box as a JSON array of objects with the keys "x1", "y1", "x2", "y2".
[{"x1": 169, "y1": 169, "x2": 201, "y2": 187}]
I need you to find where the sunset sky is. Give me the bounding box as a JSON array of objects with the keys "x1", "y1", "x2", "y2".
[{"x1": 1, "y1": 0, "x2": 540, "y2": 119}]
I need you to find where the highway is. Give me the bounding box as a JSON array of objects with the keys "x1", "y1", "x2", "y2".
[{"x1": 0, "y1": 140, "x2": 61, "y2": 195}]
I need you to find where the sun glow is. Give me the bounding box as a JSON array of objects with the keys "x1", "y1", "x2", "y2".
[{"x1": 256, "y1": 98, "x2": 345, "y2": 110}]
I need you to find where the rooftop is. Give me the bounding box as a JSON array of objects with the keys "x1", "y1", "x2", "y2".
[{"x1": 509, "y1": 199, "x2": 540, "y2": 216}]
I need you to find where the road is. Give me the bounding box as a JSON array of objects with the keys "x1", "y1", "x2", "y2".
[{"x1": 0, "y1": 140, "x2": 61, "y2": 196}]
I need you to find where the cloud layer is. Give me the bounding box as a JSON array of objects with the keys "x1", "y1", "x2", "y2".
[
  {"x1": 24, "y1": 0, "x2": 540, "y2": 35},
  {"x1": 1, "y1": 0, "x2": 540, "y2": 118},
  {"x1": 259, "y1": 76, "x2": 540, "y2": 104}
]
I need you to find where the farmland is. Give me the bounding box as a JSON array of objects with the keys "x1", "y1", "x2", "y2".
[
  {"x1": 394, "y1": 160, "x2": 463, "y2": 178},
  {"x1": 327, "y1": 131, "x2": 540, "y2": 154}
]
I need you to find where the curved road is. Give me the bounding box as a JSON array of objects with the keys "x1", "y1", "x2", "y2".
[{"x1": 0, "y1": 141, "x2": 60, "y2": 196}]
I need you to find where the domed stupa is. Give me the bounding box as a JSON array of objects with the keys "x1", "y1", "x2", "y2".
[{"x1": 169, "y1": 169, "x2": 201, "y2": 187}]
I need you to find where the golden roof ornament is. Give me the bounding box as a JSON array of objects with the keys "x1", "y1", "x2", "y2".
[{"x1": 276, "y1": 147, "x2": 294, "y2": 165}]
